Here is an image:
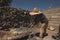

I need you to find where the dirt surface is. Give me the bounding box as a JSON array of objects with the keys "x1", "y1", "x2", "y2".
[
  {"x1": 0, "y1": 26, "x2": 59, "y2": 40},
  {"x1": 43, "y1": 26, "x2": 59, "y2": 40}
]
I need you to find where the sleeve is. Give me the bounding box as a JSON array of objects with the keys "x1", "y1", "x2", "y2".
[{"x1": 40, "y1": 13, "x2": 48, "y2": 24}]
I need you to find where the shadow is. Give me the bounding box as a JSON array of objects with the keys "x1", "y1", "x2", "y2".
[{"x1": 13, "y1": 35, "x2": 29, "y2": 40}]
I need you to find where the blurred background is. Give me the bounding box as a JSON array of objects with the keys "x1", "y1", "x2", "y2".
[{"x1": 11, "y1": 0, "x2": 60, "y2": 10}]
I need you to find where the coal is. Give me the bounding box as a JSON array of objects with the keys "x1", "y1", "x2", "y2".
[{"x1": 0, "y1": 7, "x2": 30, "y2": 30}]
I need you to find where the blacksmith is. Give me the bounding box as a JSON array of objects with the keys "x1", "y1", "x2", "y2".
[{"x1": 29, "y1": 8, "x2": 48, "y2": 39}]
